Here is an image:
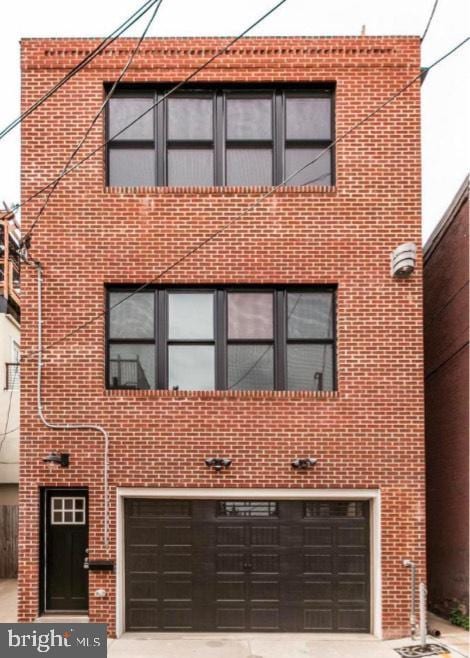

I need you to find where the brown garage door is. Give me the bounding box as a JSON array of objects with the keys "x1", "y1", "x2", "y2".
[{"x1": 125, "y1": 499, "x2": 370, "y2": 632}]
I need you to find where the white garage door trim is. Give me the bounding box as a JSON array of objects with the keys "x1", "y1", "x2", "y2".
[{"x1": 116, "y1": 488, "x2": 381, "y2": 639}]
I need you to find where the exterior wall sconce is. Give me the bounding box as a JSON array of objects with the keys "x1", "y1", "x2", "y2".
[
  {"x1": 205, "y1": 457, "x2": 232, "y2": 472},
  {"x1": 43, "y1": 452, "x2": 69, "y2": 467},
  {"x1": 291, "y1": 457, "x2": 317, "y2": 470},
  {"x1": 391, "y1": 243, "x2": 417, "y2": 277}
]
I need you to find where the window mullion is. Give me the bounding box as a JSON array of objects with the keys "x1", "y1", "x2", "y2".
[
  {"x1": 157, "y1": 290, "x2": 167, "y2": 389},
  {"x1": 215, "y1": 290, "x2": 226, "y2": 389},
  {"x1": 274, "y1": 90, "x2": 284, "y2": 185},
  {"x1": 215, "y1": 90, "x2": 224, "y2": 185},
  {"x1": 275, "y1": 289, "x2": 286, "y2": 390},
  {"x1": 156, "y1": 91, "x2": 165, "y2": 185}
]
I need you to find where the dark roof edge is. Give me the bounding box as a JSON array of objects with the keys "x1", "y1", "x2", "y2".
[{"x1": 423, "y1": 174, "x2": 469, "y2": 262}]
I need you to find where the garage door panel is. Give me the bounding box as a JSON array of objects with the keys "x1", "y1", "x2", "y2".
[
  {"x1": 250, "y1": 525, "x2": 280, "y2": 546},
  {"x1": 125, "y1": 498, "x2": 370, "y2": 632},
  {"x1": 251, "y1": 579, "x2": 280, "y2": 602},
  {"x1": 161, "y1": 551, "x2": 193, "y2": 574},
  {"x1": 303, "y1": 579, "x2": 334, "y2": 602},
  {"x1": 337, "y1": 580, "x2": 367, "y2": 602},
  {"x1": 217, "y1": 525, "x2": 246, "y2": 546},
  {"x1": 337, "y1": 608, "x2": 369, "y2": 631},
  {"x1": 304, "y1": 526, "x2": 333, "y2": 547},
  {"x1": 161, "y1": 524, "x2": 192, "y2": 546},
  {"x1": 304, "y1": 553, "x2": 333, "y2": 575},
  {"x1": 337, "y1": 525, "x2": 368, "y2": 547},
  {"x1": 127, "y1": 606, "x2": 159, "y2": 630},
  {"x1": 127, "y1": 547, "x2": 158, "y2": 572},
  {"x1": 160, "y1": 577, "x2": 192, "y2": 602},
  {"x1": 336, "y1": 554, "x2": 367, "y2": 575},
  {"x1": 304, "y1": 608, "x2": 334, "y2": 631},
  {"x1": 251, "y1": 607, "x2": 280, "y2": 630},
  {"x1": 216, "y1": 607, "x2": 246, "y2": 630},
  {"x1": 128, "y1": 574, "x2": 158, "y2": 600},
  {"x1": 216, "y1": 579, "x2": 245, "y2": 601}
]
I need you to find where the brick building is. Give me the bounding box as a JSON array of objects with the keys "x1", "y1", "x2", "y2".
[
  {"x1": 19, "y1": 36, "x2": 424, "y2": 638},
  {"x1": 424, "y1": 176, "x2": 469, "y2": 617}
]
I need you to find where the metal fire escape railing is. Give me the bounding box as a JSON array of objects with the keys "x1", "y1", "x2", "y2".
[
  {"x1": 109, "y1": 356, "x2": 150, "y2": 389},
  {"x1": 5, "y1": 363, "x2": 20, "y2": 390},
  {"x1": 0, "y1": 206, "x2": 21, "y2": 307}
]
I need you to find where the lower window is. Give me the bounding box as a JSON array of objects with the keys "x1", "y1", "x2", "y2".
[{"x1": 106, "y1": 286, "x2": 336, "y2": 391}]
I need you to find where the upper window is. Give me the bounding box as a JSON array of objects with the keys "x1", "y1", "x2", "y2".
[
  {"x1": 106, "y1": 287, "x2": 336, "y2": 392},
  {"x1": 107, "y1": 87, "x2": 334, "y2": 188}
]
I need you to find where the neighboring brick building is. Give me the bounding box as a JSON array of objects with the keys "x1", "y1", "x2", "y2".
[
  {"x1": 19, "y1": 36, "x2": 424, "y2": 638},
  {"x1": 424, "y1": 176, "x2": 469, "y2": 617}
]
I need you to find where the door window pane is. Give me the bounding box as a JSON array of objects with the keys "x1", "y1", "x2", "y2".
[
  {"x1": 285, "y1": 96, "x2": 331, "y2": 140},
  {"x1": 109, "y1": 344, "x2": 155, "y2": 389},
  {"x1": 287, "y1": 292, "x2": 334, "y2": 339},
  {"x1": 228, "y1": 345, "x2": 274, "y2": 390},
  {"x1": 226, "y1": 98, "x2": 272, "y2": 140},
  {"x1": 285, "y1": 147, "x2": 331, "y2": 186},
  {"x1": 108, "y1": 97, "x2": 154, "y2": 141},
  {"x1": 226, "y1": 149, "x2": 272, "y2": 186},
  {"x1": 228, "y1": 293, "x2": 273, "y2": 339},
  {"x1": 287, "y1": 344, "x2": 333, "y2": 391},
  {"x1": 109, "y1": 292, "x2": 154, "y2": 339},
  {"x1": 109, "y1": 148, "x2": 155, "y2": 187},
  {"x1": 167, "y1": 98, "x2": 213, "y2": 140},
  {"x1": 167, "y1": 149, "x2": 214, "y2": 186},
  {"x1": 168, "y1": 345, "x2": 215, "y2": 390},
  {"x1": 168, "y1": 293, "x2": 214, "y2": 340}
]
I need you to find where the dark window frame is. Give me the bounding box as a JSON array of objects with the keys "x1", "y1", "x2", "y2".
[
  {"x1": 106, "y1": 84, "x2": 335, "y2": 188},
  {"x1": 106, "y1": 285, "x2": 337, "y2": 392}
]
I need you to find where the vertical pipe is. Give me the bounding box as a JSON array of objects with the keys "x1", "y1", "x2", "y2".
[
  {"x1": 403, "y1": 559, "x2": 417, "y2": 640},
  {"x1": 419, "y1": 582, "x2": 428, "y2": 648}
]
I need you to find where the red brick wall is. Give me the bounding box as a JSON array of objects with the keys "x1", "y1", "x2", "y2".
[
  {"x1": 19, "y1": 37, "x2": 424, "y2": 638},
  {"x1": 424, "y1": 189, "x2": 469, "y2": 614}
]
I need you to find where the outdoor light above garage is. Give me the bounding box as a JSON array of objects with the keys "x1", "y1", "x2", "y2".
[
  {"x1": 42, "y1": 452, "x2": 69, "y2": 467},
  {"x1": 205, "y1": 457, "x2": 232, "y2": 471},
  {"x1": 291, "y1": 457, "x2": 317, "y2": 470}
]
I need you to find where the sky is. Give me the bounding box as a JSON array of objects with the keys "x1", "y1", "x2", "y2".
[{"x1": 0, "y1": 0, "x2": 468, "y2": 243}]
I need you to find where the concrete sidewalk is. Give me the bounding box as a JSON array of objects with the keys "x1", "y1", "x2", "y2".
[
  {"x1": 0, "y1": 579, "x2": 17, "y2": 623},
  {"x1": 107, "y1": 631, "x2": 468, "y2": 658}
]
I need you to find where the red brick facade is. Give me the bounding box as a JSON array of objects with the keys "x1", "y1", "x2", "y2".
[{"x1": 19, "y1": 36, "x2": 424, "y2": 638}]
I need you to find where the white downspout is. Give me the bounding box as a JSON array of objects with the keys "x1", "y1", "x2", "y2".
[{"x1": 31, "y1": 260, "x2": 110, "y2": 548}]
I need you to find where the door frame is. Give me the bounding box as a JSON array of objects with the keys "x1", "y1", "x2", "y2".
[
  {"x1": 116, "y1": 487, "x2": 381, "y2": 638},
  {"x1": 40, "y1": 487, "x2": 89, "y2": 614}
]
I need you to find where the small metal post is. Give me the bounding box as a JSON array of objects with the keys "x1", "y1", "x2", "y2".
[
  {"x1": 419, "y1": 582, "x2": 427, "y2": 648},
  {"x1": 403, "y1": 559, "x2": 417, "y2": 640}
]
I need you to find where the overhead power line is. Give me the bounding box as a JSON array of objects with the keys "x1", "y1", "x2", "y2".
[
  {"x1": 0, "y1": 0, "x2": 161, "y2": 142},
  {"x1": 421, "y1": 0, "x2": 439, "y2": 42},
  {"x1": 18, "y1": 36, "x2": 470, "y2": 364},
  {"x1": 22, "y1": 0, "x2": 164, "y2": 249},
  {"x1": 6, "y1": 0, "x2": 289, "y2": 230}
]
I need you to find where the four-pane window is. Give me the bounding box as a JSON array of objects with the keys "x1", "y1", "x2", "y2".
[
  {"x1": 107, "y1": 87, "x2": 333, "y2": 187},
  {"x1": 107, "y1": 287, "x2": 336, "y2": 391}
]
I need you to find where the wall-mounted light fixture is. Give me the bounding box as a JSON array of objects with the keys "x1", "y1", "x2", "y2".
[
  {"x1": 205, "y1": 457, "x2": 232, "y2": 472},
  {"x1": 43, "y1": 452, "x2": 69, "y2": 468},
  {"x1": 391, "y1": 243, "x2": 417, "y2": 277},
  {"x1": 291, "y1": 457, "x2": 317, "y2": 470}
]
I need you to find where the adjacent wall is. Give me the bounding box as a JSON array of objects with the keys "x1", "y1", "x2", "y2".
[{"x1": 424, "y1": 178, "x2": 469, "y2": 615}]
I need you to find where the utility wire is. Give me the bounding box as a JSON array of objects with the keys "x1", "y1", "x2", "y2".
[
  {"x1": 9, "y1": 0, "x2": 289, "y2": 231},
  {"x1": 0, "y1": 0, "x2": 160, "y2": 142},
  {"x1": 17, "y1": 36, "x2": 470, "y2": 363},
  {"x1": 22, "y1": 0, "x2": 164, "y2": 249},
  {"x1": 421, "y1": 0, "x2": 439, "y2": 42}
]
